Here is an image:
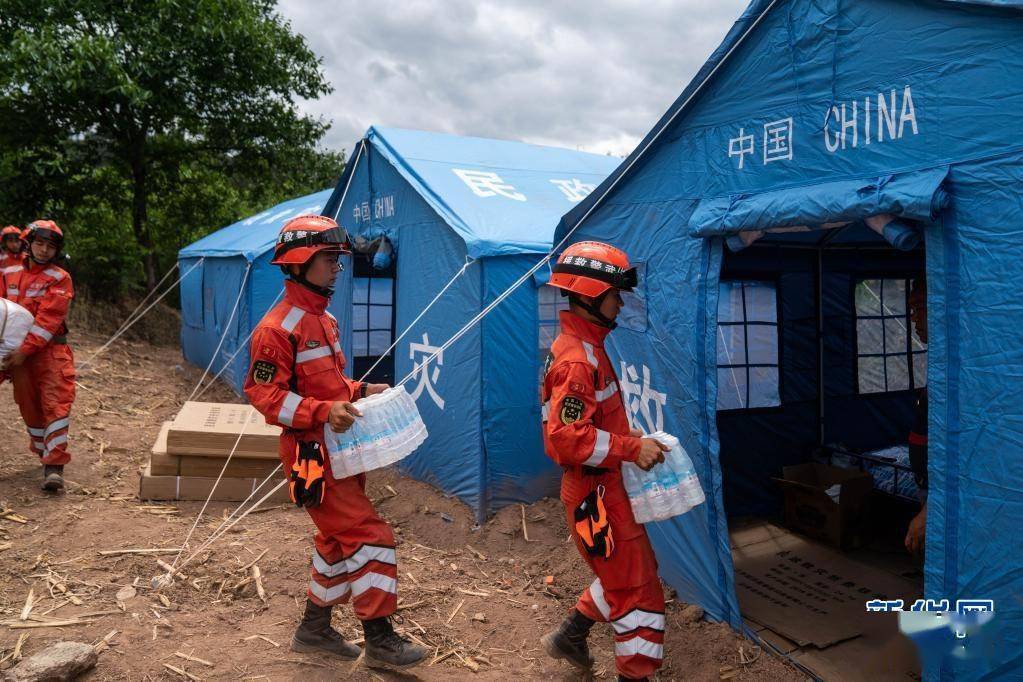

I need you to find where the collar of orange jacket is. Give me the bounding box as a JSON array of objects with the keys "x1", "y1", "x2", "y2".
[
  {"x1": 284, "y1": 278, "x2": 329, "y2": 315},
  {"x1": 559, "y1": 309, "x2": 612, "y2": 346}
]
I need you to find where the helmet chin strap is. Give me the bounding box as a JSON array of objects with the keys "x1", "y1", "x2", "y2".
[
  {"x1": 569, "y1": 292, "x2": 617, "y2": 330},
  {"x1": 288, "y1": 261, "x2": 334, "y2": 298}
]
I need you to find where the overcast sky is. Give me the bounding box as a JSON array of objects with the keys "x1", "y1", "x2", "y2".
[{"x1": 277, "y1": 0, "x2": 748, "y2": 158}]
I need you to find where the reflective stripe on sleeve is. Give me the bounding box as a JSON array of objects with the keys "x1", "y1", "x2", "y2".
[
  {"x1": 581, "y1": 430, "x2": 611, "y2": 467},
  {"x1": 278, "y1": 392, "x2": 302, "y2": 426},
  {"x1": 29, "y1": 325, "x2": 53, "y2": 341}
]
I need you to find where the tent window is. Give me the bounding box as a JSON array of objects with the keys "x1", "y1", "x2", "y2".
[
  {"x1": 353, "y1": 273, "x2": 395, "y2": 358},
  {"x1": 716, "y1": 280, "x2": 780, "y2": 411},
  {"x1": 538, "y1": 284, "x2": 570, "y2": 380},
  {"x1": 855, "y1": 279, "x2": 927, "y2": 394}
]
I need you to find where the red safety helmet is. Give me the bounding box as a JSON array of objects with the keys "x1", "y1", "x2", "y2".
[
  {"x1": 1, "y1": 225, "x2": 20, "y2": 239},
  {"x1": 271, "y1": 215, "x2": 351, "y2": 266},
  {"x1": 549, "y1": 241, "x2": 637, "y2": 299},
  {"x1": 26, "y1": 220, "x2": 64, "y2": 250}
]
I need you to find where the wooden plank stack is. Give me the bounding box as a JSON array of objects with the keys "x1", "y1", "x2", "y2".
[{"x1": 139, "y1": 402, "x2": 290, "y2": 502}]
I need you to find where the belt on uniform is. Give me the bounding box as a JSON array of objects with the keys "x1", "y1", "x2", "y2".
[{"x1": 566, "y1": 465, "x2": 610, "y2": 476}]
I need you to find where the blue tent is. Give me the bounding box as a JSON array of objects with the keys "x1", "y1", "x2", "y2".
[
  {"x1": 178, "y1": 189, "x2": 343, "y2": 392},
  {"x1": 554, "y1": 1, "x2": 1022, "y2": 678},
  {"x1": 321, "y1": 127, "x2": 621, "y2": 519}
]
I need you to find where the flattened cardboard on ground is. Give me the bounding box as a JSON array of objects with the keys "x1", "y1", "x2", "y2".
[
  {"x1": 731, "y1": 522, "x2": 918, "y2": 649},
  {"x1": 150, "y1": 421, "x2": 280, "y2": 478},
  {"x1": 773, "y1": 462, "x2": 873, "y2": 548},
  {"x1": 790, "y1": 613, "x2": 921, "y2": 682},
  {"x1": 166, "y1": 402, "x2": 281, "y2": 459},
  {"x1": 138, "y1": 464, "x2": 290, "y2": 502}
]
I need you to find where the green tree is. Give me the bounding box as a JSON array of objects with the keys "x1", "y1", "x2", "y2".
[{"x1": 0, "y1": 0, "x2": 333, "y2": 289}]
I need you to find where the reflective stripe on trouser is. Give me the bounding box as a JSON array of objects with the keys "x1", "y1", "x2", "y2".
[
  {"x1": 301, "y1": 469, "x2": 398, "y2": 620},
  {"x1": 11, "y1": 345, "x2": 75, "y2": 465},
  {"x1": 565, "y1": 482, "x2": 665, "y2": 679},
  {"x1": 575, "y1": 577, "x2": 665, "y2": 678}
]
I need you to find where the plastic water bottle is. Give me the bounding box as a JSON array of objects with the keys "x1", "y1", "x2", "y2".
[{"x1": 622, "y1": 463, "x2": 652, "y2": 523}]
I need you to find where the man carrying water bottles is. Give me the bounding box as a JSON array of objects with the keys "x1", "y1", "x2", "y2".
[
  {"x1": 244, "y1": 214, "x2": 427, "y2": 671},
  {"x1": 539, "y1": 241, "x2": 670, "y2": 682}
]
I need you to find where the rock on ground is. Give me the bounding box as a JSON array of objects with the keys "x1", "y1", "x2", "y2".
[{"x1": 5, "y1": 642, "x2": 97, "y2": 682}]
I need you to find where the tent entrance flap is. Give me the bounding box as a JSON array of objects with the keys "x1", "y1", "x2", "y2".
[{"x1": 688, "y1": 166, "x2": 949, "y2": 239}]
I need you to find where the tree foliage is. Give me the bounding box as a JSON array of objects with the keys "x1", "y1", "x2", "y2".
[{"x1": 0, "y1": 0, "x2": 341, "y2": 295}]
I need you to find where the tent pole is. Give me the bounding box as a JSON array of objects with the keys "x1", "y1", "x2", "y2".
[{"x1": 817, "y1": 246, "x2": 825, "y2": 446}]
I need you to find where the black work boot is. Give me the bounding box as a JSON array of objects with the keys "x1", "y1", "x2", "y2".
[
  {"x1": 362, "y1": 616, "x2": 428, "y2": 670},
  {"x1": 291, "y1": 599, "x2": 361, "y2": 658},
  {"x1": 41, "y1": 465, "x2": 64, "y2": 492},
  {"x1": 541, "y1": 609, "x2": 595, "y2": 670}
]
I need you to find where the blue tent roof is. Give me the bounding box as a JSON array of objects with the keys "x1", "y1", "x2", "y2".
[
  {"x1": 179, "y1": 189, "x2": 334, "y2": 261},
  {"x1": 324, "y1": 127, "x2": 622, "y2": 258},
  {"x1": 556, "y1": 0, "x2": 1023, "y2": 244}
]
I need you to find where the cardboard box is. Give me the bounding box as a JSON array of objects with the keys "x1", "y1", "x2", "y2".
[
  {"x1": 773, "y1": 463, "x2": 873, "y2": 548},
  {"x1": 166, "y1": 402, "x2": 281, "y2": 460},
  {"x1": 150, "y1": 421, "x2": 280, "y2": 478},
  {"x1": 731, "y1": 521, "x2": 921, "y2": 679},
  {"x1": 138, "y1": 464, "x2": 290, "y2": 503}
]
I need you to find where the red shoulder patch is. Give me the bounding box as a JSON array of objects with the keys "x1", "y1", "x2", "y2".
[
  {"x1": 260, "y1": 345, "x2": 277, "y2": 359},
  {"x1": 569, "y1": 381, "x2": 586, "y2": 393}
]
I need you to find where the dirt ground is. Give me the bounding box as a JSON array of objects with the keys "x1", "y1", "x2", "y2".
[{"x1": 0, "y1": 325, "x2": 809, "y2": 681}]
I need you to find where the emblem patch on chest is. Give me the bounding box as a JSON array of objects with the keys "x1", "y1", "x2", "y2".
[
  {"x1": 252, "y1": 360, "x2": 277, "y2": 385},
  {"x1": 305, "y1": 340, "x2": 320, "y2": 348},
  {"x1": 560, "y1": 396, "x2": 585, "y2": 425}
]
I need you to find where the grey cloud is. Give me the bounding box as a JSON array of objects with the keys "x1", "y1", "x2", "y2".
[{"x1": 278, "y1": 0, "x2": 748, "y2": 157}]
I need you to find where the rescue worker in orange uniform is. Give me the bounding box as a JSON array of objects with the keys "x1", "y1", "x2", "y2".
[
  {"x1": 0, "y1": 225, "x2": 24, "y2": 271},
  {"x1": 244, "y1": 215, "x2": 427, "y2": 670},
  {"x1": 540, "y1": 241, "x2": 670, "y2": 682},
  {"x1": 1, "y1": 221, "x2": 75, "y2": 491}
]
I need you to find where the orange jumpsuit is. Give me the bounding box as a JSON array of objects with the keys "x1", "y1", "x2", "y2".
[
  {"x1": 542, "y1": 311, "x2": 665, "y2": 680},
  {"x1": 244, "y1": 279, "x2": 397, "y2": 621},
  {"x1": 4, "y1": 260, "x2": 75, "y2": 465}
]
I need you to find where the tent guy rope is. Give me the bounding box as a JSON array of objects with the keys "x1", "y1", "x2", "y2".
[{"x1": 80, "y1": 258, "x2": 205, "y2": 370}]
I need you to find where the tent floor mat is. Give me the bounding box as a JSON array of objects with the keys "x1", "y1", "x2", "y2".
[{"x1": 731, "y1": 520, "x2": 922, "y2": 680}]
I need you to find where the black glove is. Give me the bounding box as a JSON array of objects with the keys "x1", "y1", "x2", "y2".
[{"x1": 289, "y1": 441, "x2": 326, "y2": 508}]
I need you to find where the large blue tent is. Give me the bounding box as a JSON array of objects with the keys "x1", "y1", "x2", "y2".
[
  {"x1": 321, "y1": 127, "x2": 621, "y2": 520},
  {"x1": 178, "y1": 127, "x2": 619, "y2": 519},
  {"x1": 554, "y1": 0, "x2": 1023, "y2": 678}
]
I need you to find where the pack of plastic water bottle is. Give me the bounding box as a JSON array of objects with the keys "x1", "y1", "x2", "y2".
[
  {"x1": 322, "y1": 385, "x2": 428, "y2": 479},
  {"x1": 621, "y1": 431, "x2": 706, "y2": 524},
  {"x1": 0, "y1": 298, "x2": 33, "y2": 362}
]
